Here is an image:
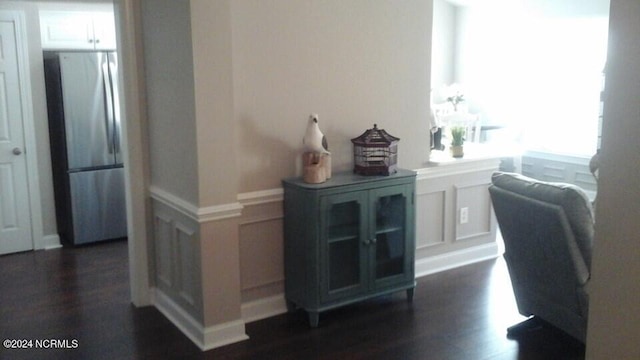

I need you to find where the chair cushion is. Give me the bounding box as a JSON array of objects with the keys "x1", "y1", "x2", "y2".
[{"x1": 491, "y1": 171, "x2": 595, "y2": 267}]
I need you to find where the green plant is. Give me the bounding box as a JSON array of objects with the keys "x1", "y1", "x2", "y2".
[{"x1": 450, "y1": 126, "x2": 466, "y2": 146}]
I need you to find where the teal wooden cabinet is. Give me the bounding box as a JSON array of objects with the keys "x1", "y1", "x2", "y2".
[{"x1": 282, "y1": 169, "x2": 416, "y2": 327}]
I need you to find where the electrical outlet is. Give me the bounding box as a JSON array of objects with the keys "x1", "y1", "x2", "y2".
[{"x1": 460, "y1": 207, "x2": 469, "y2": 224}]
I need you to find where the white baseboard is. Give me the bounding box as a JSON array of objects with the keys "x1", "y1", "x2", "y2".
[
  {"x1": 415, "y1": 242, "x2": 501, "y2": 278},
  {"x1": 43, "y1": 234, "x2": 62, "y2": 250},
  {"x1": 202, "y1": 319, "x2": 249, "y2": 351},
  {"x1": 241, "y1": 294, "x2": 288, "y2": 323},
  {"x1": 151, "y1": 288, "x2": 249, "y2": 351}
]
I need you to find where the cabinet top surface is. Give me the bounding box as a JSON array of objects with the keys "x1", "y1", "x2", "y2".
[{"x1": 282, "y1": 169, "x2": 416, "y2": 190}]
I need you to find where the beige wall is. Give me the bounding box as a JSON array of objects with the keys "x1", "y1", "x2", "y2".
[
  {"x1": 190, "y1": 0, "x2": 238, "y2": 206},
  {"x1": 230, "y1": 0, "x2": 434, "y2": 304},
  {"x1": 141, "y1": 0, "x2": 434, "y2": 201},
  {"x1": 586, "y1": 0, "x2": 640, "y2": 357},
  {"x1": 141, "y1": 0, "x2": 238, "y2": 208},
  {"x1": 140, "y1": 0, "x2": 199, "y2": 204},
  {"x1": 232, "y1": 0, "x2": 433, "y2": 192}
]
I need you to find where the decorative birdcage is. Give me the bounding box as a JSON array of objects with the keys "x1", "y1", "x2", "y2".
[{"x1": 351, "y1": 124, "x2": 399, "y2": 176}]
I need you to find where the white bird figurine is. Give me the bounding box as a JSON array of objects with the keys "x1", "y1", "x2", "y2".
[{"x1": 303, "y1": 114, "x2": 329, "y2": 154}]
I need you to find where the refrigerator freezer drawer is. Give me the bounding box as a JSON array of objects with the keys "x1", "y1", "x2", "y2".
[{"x1": 69, "y1": 167, "x2": 127, "y2": 244}]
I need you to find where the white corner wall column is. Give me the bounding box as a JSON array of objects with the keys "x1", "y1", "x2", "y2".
[{"x1": 132, "y1": 0, "x2": 248, "y2": 350}]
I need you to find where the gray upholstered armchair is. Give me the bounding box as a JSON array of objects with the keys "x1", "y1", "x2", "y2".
[{"x1": 489, "y1": 171, "x2": 595, "y2": 342}]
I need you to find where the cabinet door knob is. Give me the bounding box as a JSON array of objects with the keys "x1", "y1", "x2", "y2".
[
  {"x1": 362, "y1": 239, "x2": 370, "y2": 245},
  {"x1": 371, "y1": 238, "x2": 377, "y2": 244},
  {"x1": 12, "y1": 147, "x2": 22, "y2": 155}
]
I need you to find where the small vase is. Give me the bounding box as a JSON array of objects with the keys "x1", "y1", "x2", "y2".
[{"x1": 451, "y1": 145, "x2": 464, "y2": 158}]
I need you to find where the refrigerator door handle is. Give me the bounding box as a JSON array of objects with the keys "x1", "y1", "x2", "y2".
[
  {"x1": 108, "y1": 53, "x2": 122, "y2": 159},
  {"x1": 101, "y1": 56, "x2": 115, "y2": 155}
]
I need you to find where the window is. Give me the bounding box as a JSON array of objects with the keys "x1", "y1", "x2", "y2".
[
  {"x1": 431, "y1": 0, "x2": 610, "y2": 157},
  {"x1": 516, "y1": 17, "x2": 608, "y2": 156}
]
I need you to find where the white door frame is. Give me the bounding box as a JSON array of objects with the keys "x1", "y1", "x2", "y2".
[
  {"x1": 1, "y1": 10, "x2": 46, "y2": 252},
  {"x1": 114, "y1": 0, "x2": 152, "y2": 306}
]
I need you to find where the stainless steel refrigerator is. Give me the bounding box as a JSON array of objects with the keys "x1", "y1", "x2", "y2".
[{"x1": 44, "y1": 51, "x2": 127, "y2": 245}]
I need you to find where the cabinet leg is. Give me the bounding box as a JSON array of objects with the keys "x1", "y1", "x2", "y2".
[
  {"x1": 407, "y1": 288, "x2": 414, "y2": 302},
  {"x1": 285, "y1": 299, "x2": 296, "y2": 312},
  {"x1": 308, "y1": 311, "x2": 320, "y2": 328}
]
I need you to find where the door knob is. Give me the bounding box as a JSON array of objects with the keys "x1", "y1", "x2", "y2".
[{"x1": 12, "y1": 147, "x2": 22, "y2": 155}]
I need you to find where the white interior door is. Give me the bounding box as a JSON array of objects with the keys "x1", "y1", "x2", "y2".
[{"x1": 0, "y1": 15, "x2": 33, "y2": 255}]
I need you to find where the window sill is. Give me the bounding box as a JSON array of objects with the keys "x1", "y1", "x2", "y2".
[{"x1": 429, "y1": 143, "x2": 522, "y2": 166}]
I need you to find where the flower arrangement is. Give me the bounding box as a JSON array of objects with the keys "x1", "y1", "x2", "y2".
[{"x1": 446, "y1": 92, "x2": 465, "y2": 111}]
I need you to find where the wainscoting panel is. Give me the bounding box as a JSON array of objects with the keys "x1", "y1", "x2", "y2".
[
  {"x1": 416, "y1": 190, "x2": 446, "y2": 249},
  {"x1": 238, "y1": 192, "x2": 285, "y2": 304},
  {"x1": 151, "y1": 198, "x2": 203, "y2": 320},
  {"x1": 541, "y1": 164, "x2": 565, "y2": 182},
  {"x1": 454, "y1": 182, "x2": 493, "y2": 242},
  {"x1": 239, "y1": 218, "x2": 284, "y2": 301},
  {"x1": 149, "y1": 188, "x2": 252, "y2": 350},
  {"x1": 154, "y1": 213, "x2": 173, "y2": 289},
  {"x1": 415, "y1": 159, "x2": 501, "y2": 267},
  {"x1": 521, "y1": 151, "x2": 597, "y2": 195},
  {"x1": 575, "y1": 170, "x2": 597, "y2": 191},
  {"x1": 176, "y1": 224, "x2": 197, "y2": 307}
]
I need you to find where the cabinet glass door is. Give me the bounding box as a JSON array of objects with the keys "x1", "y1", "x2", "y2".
[
  {"x1": 372, "y1": 187, "x2": 410, "y2": 284},
  {"x1": 320, "y1": 193, "x2": 367, "y2": 302}
]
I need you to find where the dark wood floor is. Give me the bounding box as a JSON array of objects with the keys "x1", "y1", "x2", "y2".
[{"x1": 0, "y1": 240, "x2": 585, "y2": 359}]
